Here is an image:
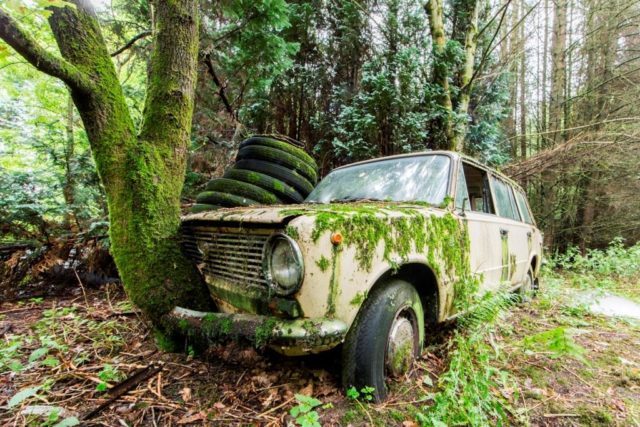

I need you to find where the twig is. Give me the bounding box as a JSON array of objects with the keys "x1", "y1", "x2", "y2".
[
  {"x1": 204, "y1": 54, "x2": 236, "y2": 119},
  {"x1": 110, "y1": 30, "x2": 152, "y2": 57},
  {"x1": 73, "y1": 268, "x2": 89, "y2": 309},
  {"x1": 543, "y1": 413, "x2": 580, "y2": 417},
  {"x1": 257, "y1": 396, "x2": 294, "y2": 417},
  {"x1": 82, "y1": 363, "x2": 163, "y2": 420}
]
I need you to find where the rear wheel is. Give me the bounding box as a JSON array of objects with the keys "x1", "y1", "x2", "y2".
[
  {"x1": 517, "y1": 269, "x2": 536, "y2": 302},
  {"x1": 342, "y1": 279, "x2": 424, "y2": 402}
]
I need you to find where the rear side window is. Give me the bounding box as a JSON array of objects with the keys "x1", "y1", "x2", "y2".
[
  {"x1": 491, "y1": 177, "x2": 521, "y2": 221},
  {"x1": 514, "y1": 190, "x2": 534, "y2": 224}
]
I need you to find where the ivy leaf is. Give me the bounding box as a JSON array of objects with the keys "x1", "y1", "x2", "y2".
[
  {"x1": 53, "y1": 417, "x2": 80, "y2": 427},
  {"x1": 8, "y1": 386, "x2": 41, "y2": 408},
  {"x1": 28, "y1": 347, "x2": 49, "y2": 363},
  {"x1": 42, "y1": 356, "x2": 60, "y2": 367}
]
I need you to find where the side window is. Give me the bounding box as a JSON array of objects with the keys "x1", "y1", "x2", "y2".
[
  {"x1": 514, "y1": 190, "x2": 534, "y2": 224},
  {"x1": 455, "y1": 165, "x2": 469, "y2": 210},
  {"x1": 491, "y1": 177, "x2": 521, "y2": 221},
  {"x1": 461, "y1": 163, "x2": 495, "y2": 214}
]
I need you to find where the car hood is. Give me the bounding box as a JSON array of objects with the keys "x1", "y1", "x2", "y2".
[
  {"x1": 181, "y1": 202, "x2": 440, "y2": 226},
  {"x1": 181, "y1": 205, "x2": 311, "y2": 225}
]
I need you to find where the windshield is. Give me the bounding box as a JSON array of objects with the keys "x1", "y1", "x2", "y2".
[{"x1": 306, "y1": 154, "x2": 451, "y2": 204}]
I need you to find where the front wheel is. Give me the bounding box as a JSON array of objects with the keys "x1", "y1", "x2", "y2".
[{"x1": 341, "y1": 279, "x2": 424, "y2": 402}]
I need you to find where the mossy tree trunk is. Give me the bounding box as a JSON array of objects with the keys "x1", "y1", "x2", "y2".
[
  {"x1": 425, "y1": 0, "x2": 479, "y2": 152},
  {"x1": 0, "y1": 0, "x2": 213, "y2": 322}
]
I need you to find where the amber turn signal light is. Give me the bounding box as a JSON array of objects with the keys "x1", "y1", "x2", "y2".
[{"x1": 330, "y1": 232, "x2": 343, "y2": 245}]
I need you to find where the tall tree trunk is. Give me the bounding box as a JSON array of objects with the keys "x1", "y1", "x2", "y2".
[
  {"x1": 540, "y1": 0, "x2": 549, "y2": 148},
  {"x1": 506, "y1": 2, "x2": 518, "y2": 158},
  {"x1": 425, "y1": 0, "x2": 479, "y2": 151},
  {"x1": 519, "y1": 0, "x2": 527, "y2": 160},
  {"x1": 0, "y1": 1, "x2": 213, "y2": 323},
  {"x1": 63, "y1": 93, "x2": 79, "y2": 232},
  {"x1": 425, "y1": 0, "x2": 456, "y2": 148},
  {"x1": 452, "y1": 0, "x2": 479, "y2": 152},
  {"x1": 549, "y1": 0, "x2": 567, "y2": 145}
]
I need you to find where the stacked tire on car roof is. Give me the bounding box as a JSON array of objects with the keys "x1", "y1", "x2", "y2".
[{"x1": 192, "y1": 135, "x2": 318, "y2": 213}]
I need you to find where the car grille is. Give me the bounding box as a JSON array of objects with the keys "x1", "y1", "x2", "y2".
[{"x1": 181, "y1": 225, "x2": 270, "y2": 288}]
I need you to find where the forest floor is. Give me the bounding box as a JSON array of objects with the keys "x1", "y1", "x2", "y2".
[{"x1": 1, "y1": 267, "x2": 639, "y2": 426}]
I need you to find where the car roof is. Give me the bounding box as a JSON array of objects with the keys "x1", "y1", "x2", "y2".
[{"x1": 332, "y1": 150, "x2": 526, "y2": 194}]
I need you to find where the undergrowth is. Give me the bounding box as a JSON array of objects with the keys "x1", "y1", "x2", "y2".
[
  {"x1": 416, "y1": 292, "x2": 518, "y2": 426},
  {"x1": 414, "y1": 239, "x2": 640, "y2": 426}
]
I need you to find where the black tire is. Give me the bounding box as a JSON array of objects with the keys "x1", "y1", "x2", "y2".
[
  {"x1": 342, "y1": 279, "x2": 424, "y2": 402},
  {"x1": 224, "y1": 169, "x2": 305, "y2": 203},
  {"x1": 195, "y1": 191, "x2": 258, "y2": 208},
  {"x1": 190, "y1": 203, "x2": 223, "y2": 213},
  {"x1": 517, "y1": 269, "x2": 536, "y2": 303},
  {"x1": 233, "y1": 159, "x2": 315, "y2": 197},
  {"x1": 236, "y1": 145, "x2": 318, "y2": 184},
  {"x1": 205, "y1": 178, "x2": 281, "y2": 205},
  {"x1": 239, "y1": 136, "x2": 317, "y2": 170}
]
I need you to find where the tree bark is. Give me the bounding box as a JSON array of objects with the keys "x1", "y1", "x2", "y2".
[
  {"x1": 425, "y1": 0, "x2": 479, "y2": 152},
  {"x1": 540, "y1": 0, "x2": 549, "y2": 147},
  {"x1": 0, "y1": 0, "x2": 212, "y2": 322},
  {"x1": 549, "y1": 0, "x2": 567, "y2": 145},
  {"x1": 452, "y1": 0, "x2": 479, "y2": 152},
  {"x1": 63, "y1": 93, "x2": 79, "y2": 232},
  {"x1": 425, "y1": 0, "x2": 456, "y2": 149},
  {"x1": 519, "y1": 0, "x2": 527, "y2": 160}
]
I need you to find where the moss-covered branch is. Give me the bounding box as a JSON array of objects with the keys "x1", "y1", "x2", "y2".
[{"x1": 0, "y1": 7, "x2": 93, "y2": 94}]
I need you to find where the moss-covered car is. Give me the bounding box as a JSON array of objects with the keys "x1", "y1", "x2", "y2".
[{"x1": 178, "y1": 151, "x2": 543, "y2": 401}]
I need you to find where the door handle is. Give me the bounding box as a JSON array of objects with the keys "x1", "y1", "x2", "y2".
[
  {"x1": 526, "y1": 231, "x2": 532, "y2": 238},
  {"x1": 500, "y1": 228, "x2": 509, "y2": 236}
]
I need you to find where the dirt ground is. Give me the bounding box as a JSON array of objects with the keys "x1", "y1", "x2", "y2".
[{"x1": 1, "y1": 272, "x2": 639, "y2": 426}]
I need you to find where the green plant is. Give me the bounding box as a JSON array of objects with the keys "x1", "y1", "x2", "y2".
[
  {"x1": 290, "y1": 394, "x2": 323, "y2": 427},
  {"x1": 346, "y1": 386, "x2": 376, "y2": 402},
  {"x1": 0, "y1": 337, "x2": 25, "y2": 373},
  {"x1": 96, "y1": 364, "x2": 123, "y2": 392},
  {"x1": 416, "y1": 292, "x2": 517, "y2": 426},
  {"x1": 523, "y1": 327, "x2": 587, "y2": 363}
]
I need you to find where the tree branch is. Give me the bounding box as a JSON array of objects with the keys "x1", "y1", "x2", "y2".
[
  {"x1": 0, "y1": 8, "x2": 93, "y2": 94},
  {"x1": 111, "y1": 30, "x2": 152, "y2": 57},
  {"x1": 204, "y1": 54, "x2": 236, "y2": 119}
]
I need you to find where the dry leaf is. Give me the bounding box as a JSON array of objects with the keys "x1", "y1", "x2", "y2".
[
  {"x1": 180, "y1": 387, "x2": 192, "y2": 402},
  {"x1": 298, "y1": 383, "x2": 314, "y2": 396},
  {"x1": 177, "y1": 412, "x2": 205, "y2": 425}
]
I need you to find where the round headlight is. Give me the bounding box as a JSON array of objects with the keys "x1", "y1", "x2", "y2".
[{"x1": 263, "y1": 233, "x2": 304, "y2": 295}]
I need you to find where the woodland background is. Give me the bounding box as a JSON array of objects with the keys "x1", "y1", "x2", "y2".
[
  {"x1": 1, "y1": 0, "x2": 638, "y2": 253},
  {"x1": 1, "y1": 1, "x2": 639, "y2": 426}
]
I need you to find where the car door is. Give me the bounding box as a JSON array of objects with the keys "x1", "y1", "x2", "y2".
[
  {"x1": 454, "y1": 161, "x2": 505, "y2": 294},
  {"x1": 488, "y1": 175, "x2": 529, "y2": 287}
]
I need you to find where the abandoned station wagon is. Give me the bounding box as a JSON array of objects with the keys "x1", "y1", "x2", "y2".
[{"x1": 179, "y1": 151, "x2": 543, "y2": 400}]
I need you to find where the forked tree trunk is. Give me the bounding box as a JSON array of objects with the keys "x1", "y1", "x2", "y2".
[
  {"x1": 425, "y1": 0, "x2": 479, "y2": 152},
  {"x1": 0, "y1": 0, "x2": 212, "y2": 322}
]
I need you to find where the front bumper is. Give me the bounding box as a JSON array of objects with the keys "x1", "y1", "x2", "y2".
[{"x1": 164, "y1": 307, "x2": 348, "y2": 356}]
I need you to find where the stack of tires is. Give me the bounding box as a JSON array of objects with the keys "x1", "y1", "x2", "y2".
[{"x1": 192, "y1": 135, "x2": 318, "y2": 213}]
